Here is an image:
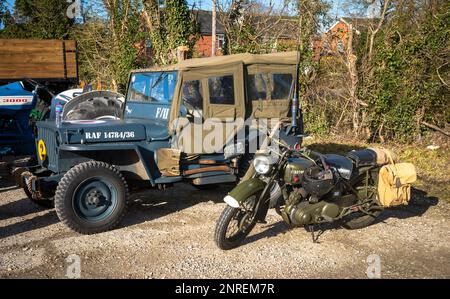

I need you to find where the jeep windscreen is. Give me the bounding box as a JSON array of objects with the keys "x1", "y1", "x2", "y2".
[{"x1": 125, "y1": 71, "x2": 177, "y2": 121}]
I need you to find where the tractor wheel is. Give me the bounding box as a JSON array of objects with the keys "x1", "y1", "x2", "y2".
[
  {"x1": 54, "y1": 161, "x2": 128, "y2": 234},
  {"x1": 20, "y1": 170, "x2": 54, "y2": 209},
  {"x1": 23, "y1": 186, "x2": 54, "y2": 209}
]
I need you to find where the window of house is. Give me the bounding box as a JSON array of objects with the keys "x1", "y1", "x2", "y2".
[
  {"x1": 270, "y1": 74, "x2": 293, "y2": 100},
  {"x1": 337, "y1": 40, "x2": 345, "y2": 53},
  {"x1": 217, "y1": 34, "x2": 225, "y2": 50},
  {"x1": 181, "y1": 80, "x2": 203, "y2": 111},
  {"x1": 208, "y1": 75, "x2": 235, "y2": 105},
  {"x1": 247, "y1": 73, "x2": 268, "y2": 101}
]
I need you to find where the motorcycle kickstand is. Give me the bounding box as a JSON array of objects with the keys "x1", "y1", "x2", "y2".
[{"x1": 306, "y1": 224, "x2": 324, "y2": 243}]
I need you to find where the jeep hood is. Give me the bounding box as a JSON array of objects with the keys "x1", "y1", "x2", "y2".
[{"x1": 38, "y1": 118, "x2": 169, "y2": 144}]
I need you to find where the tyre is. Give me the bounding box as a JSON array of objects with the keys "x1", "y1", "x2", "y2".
[
  {"x1": 23, "y1": 186, "x2": 54, "y2": 209},
  {"x1": 341, "y1": 210, "x2": 381, "y2": 229},
  {"x1": 214, "y1": 194, "x2": 258, "y2": 250},
  {"x1": 54, "y1": 161, "x2": 128, "y2": 234},
  {"x1": 341, "y1": 174, "x2": 382, "y2": 230}
]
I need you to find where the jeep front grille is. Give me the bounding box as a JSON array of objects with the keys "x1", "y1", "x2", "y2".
[{"x1": 37, "y1": 126, "x2": 58, "y2": 171}]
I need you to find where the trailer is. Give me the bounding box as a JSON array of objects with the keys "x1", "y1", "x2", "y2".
[
  {"x1": 0, "y1": 39, "x2": 79, "y2": 176},
  {"x1": 0, "y1": 39, "x2": 78, "y2": 91}
]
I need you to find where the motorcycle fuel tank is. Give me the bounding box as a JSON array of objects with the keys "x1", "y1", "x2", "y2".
[{"x1": 283, "y1": 157, "x2": 315, "y2": 185}]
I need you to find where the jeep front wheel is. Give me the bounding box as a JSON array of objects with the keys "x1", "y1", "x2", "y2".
[{"x1": 54, "y1": 161, "x2": 128, "y2": 234}]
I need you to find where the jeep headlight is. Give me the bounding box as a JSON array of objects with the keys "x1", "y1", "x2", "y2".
[{"x1": 253, "y1": 155, "x2": 271, "y2": 174}]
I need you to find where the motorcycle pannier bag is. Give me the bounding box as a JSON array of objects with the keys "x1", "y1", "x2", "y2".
[{"x1": 378, "y1": 162, "x2": 417, "y2": 207}]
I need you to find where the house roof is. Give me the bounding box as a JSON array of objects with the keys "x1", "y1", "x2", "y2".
[
  {"x1": 194, "y1": 10, "x2": 225, "y2": 35},
  {"x1": 341, "y1": 17, "x2": 379, "y2": 28},
  {"x1": 131, "y1": 51, "x2": 300, "y2": 73},
  {"x1": 193, "y1": 9, "x2": 298, "y2": 39},
  {"x1": 326, "y1": 17, "x2": 380, "y2": 35}
]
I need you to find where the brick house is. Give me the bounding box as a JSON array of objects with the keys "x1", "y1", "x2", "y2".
[
  {"x1": 192, "y1": 10, "x2": 298, "y2": 58},
  {"x1": 193, "y1": 10, "x2": 226, "y2": 57},
  {"x1": 320, "y1": 18, "x2": 376, "y2": 56}
]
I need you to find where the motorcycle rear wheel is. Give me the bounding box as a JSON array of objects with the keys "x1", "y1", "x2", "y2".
[
  {"x1": 341, "y1": 179, "x2": 381, "y2": 229},
  {"x1": 341, "y1": 209, "x2": 381, "y2": 229},
  {"x1": 214, "y1": 195, "x2": 258, "y2": 250}
]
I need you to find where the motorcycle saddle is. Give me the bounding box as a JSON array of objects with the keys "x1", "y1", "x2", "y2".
[
  {"x1": 346, "y1": 149, "x2": 377, "y2": 167},
  {"x1": 324, "y1": 154, "x2": 353, "y2": 180}
]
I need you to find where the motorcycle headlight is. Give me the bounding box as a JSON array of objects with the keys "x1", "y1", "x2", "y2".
[{"x1": 253, "y1": 155, "x2": 272, "y2": 174}]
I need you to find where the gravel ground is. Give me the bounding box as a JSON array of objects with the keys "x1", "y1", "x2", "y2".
[{"x1": 0, "y1": 178, "x2": 449, "y2": 279}]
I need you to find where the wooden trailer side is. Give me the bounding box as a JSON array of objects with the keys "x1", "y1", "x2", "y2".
[{"x1": 0, "y1": 39, "x2": 78, "y2": 83}]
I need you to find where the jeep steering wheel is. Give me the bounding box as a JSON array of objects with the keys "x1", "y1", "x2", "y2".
[{"x1": 182, "y1": 97, "x2": 203, "y2": 120}]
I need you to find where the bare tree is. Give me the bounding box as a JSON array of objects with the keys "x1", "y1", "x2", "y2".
[
  {"x1": 368, "y1": 0, "x2": 391, "y2": 61},
  {"x1": 73, "y1": 0, "x2": 145, "y2": 91},
  {"x1": 216, "y1": 0, "x2": 293, "y2": 54}
]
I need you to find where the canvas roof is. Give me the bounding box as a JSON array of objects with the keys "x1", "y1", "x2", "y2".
[{"x1": 131, "y1": 51, "x2": 300, "y2": 73}]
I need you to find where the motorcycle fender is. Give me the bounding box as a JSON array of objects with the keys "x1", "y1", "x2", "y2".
[{"x1": 224, "y1": 178, "x2": 266, "y2": 208}]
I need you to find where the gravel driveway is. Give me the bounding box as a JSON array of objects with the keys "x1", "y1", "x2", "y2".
[{"x1": 1, "y1": 178, "x2": 449, "y2": 278}]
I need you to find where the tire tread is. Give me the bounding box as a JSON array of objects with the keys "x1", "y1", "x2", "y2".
[{"x1": 54, "y1": 161, "x2": 129, "y2": 234}]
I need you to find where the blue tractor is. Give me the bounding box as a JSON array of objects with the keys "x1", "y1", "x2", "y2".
[
  {"x1": 0, "y1": 81, "x2": 80, "y2": 178},
  {"x1": 0, "y1": 81, "x2": 39, "y2": 157},
  {"x1": 1, "y1": 81, "x2": 124, "y2": 187}
]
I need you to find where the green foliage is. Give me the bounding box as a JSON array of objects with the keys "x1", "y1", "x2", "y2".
[
  {"x1": 72, "y1": 0, "x2": 147, "y2": 92},
  {"x1": 143, "y1": 0, "x2": 199, "y2": 65},
  {"x1": 222, "y1": 1, "x2": 260, "y2": 54},
  {"x1": 303, "y1": 105, "x2": 329, "y2": 135},
  {"x1": 165, "y1": 0, "x2": 199, "y2": 54},
  {"x1": 0, "y1": 0, "x2": 74, "y2": 39},
  {"x1": 364, "y1": 1, "x2": 450, "y2": 142}
]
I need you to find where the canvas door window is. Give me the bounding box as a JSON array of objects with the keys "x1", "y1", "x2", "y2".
[
  {"x1": 247, "y1": 65, "x2": 295, "y2": 119},
  {"x1": 175, "y1": 77, "x2": 206, "y2": 154},
  {"x1": 204, "y1": 63, "x2": 245, "y2": 154}
]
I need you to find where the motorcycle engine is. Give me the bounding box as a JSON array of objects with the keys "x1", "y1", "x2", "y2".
[{"x1": 281, "y1": 187, "x2": 341, "y2": 226}]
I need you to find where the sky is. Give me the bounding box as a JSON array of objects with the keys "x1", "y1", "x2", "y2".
[
  {"x1": 189, "y1": 0, "x2": 354, "y2": 18},
  {"x1": 5, "y1": 0, "x2": 14, "y2": 9},
  {"x1": 3, "y1": 0, "x2": 377, "y2": 21}
]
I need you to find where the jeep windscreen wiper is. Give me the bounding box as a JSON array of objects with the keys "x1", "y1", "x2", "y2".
[{"x1": 151, "y1": 71, "x2": 167, "y2": 91}]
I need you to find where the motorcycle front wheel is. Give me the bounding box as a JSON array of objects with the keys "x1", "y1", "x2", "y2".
[{"x1": 214, "y1": 194, "x2": 258, "y2": 250}]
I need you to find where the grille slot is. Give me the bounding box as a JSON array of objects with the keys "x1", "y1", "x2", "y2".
[{"x1": 38, "y1": 126, "x2": 58, "y2": 171}]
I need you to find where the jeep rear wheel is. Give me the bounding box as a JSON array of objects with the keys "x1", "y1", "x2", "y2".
[{"x1": 54, "y1": 161, "x2": 128, "y2": 234}]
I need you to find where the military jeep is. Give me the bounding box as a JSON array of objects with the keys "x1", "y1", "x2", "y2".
[{"x1": 18, "y1": 51, "x2": 303, "y2": 234}]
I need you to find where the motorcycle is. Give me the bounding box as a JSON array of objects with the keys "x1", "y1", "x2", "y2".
[{"x1": 214, "y1": 127, "x2": 384, "y2": 250}]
